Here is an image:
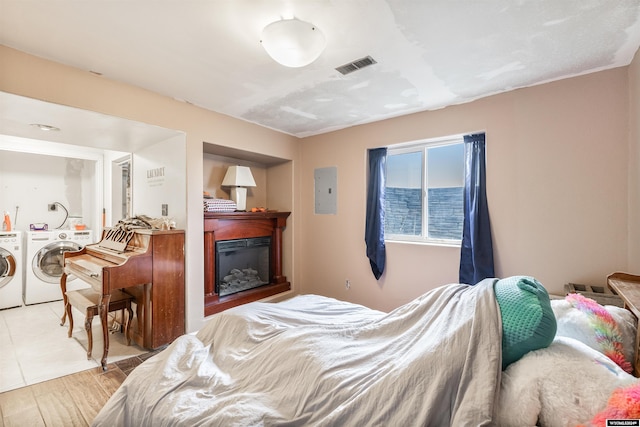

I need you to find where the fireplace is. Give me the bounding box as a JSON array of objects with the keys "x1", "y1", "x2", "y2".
[
  {"x1": 204, "y1": 211, "x2": 291, "y2": 316},
  {"x1": 216, "y1": 237, "x2": 271, "y2": 296}
]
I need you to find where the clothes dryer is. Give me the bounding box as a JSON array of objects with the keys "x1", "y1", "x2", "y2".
[
  {"x1": 0, "y1": 231, "x2": 23, "y2": 310},
  {"x1": 24, "y1": 230, "x2": 94, "y2": 305}
]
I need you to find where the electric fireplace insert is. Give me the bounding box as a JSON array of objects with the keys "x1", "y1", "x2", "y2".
[{"x1": 215, "y1": 237, "x2": 271, "y2": 297}]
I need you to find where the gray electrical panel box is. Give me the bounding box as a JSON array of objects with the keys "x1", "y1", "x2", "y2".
[{"x1": 314, "y1": 167, "x2": 337, "y2": 215}]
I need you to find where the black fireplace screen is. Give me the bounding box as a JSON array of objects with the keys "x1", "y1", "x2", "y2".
[{"x1": 215, "y1": 237, "x2": 271, "y2": 297}]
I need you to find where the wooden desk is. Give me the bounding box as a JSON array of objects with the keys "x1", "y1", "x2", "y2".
[{"x1": 607, "y1": 272, "x2": 640, "y2": 376}]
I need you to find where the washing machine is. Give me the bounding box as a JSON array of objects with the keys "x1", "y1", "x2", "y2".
[
  {"x1": 0, "y1": 231, "x2": 23, "y2": 310},
  {"x1": 24, "y1": 229, "x2": 94, "y2": 305}
]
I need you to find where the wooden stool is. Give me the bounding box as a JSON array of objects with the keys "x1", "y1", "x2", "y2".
[{"x1": 60, "y1": 288, "x2": 134, "y2": 360}]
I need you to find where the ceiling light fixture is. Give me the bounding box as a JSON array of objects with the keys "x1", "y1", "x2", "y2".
[
  {"x1": 30, "y1": 123, "x2": 60, "y2": 132},
  {"x1": 260, "y1": 18, "x2": 326, "y2": 68}
]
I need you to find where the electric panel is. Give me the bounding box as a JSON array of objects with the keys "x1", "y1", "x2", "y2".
[{"x1": 314, "y1": 167, "x2": 337, "y2": 215}]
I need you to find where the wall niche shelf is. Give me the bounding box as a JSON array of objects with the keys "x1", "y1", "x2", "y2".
[{"x1": 203, "y1": 211, "x2": 291, "y2": 316}]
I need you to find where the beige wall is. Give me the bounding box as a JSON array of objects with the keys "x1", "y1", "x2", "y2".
[
  {"x1": 203, "y1": 154, "x2": 268, "y2": 208},
  {"x1": 2, "y1": 44, "x2": 637, "y2": 319},
  {"x1": 0, "y1": 45, "x2": 299, "y2": 332},
  {"x1": 629, "y1": 49, "x2": 640, "y2": 273},
  {"x1": 299, "y1": 68, "x2": 631, "y2": 311}
]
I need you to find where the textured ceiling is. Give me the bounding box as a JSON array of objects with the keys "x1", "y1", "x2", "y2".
[{"x1": 1, "y1": 0, "x2": 640, "y2": 139}]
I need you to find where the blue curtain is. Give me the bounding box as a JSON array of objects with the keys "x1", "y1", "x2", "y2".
[
  {"x1": 365, "y1": 147, "x2": 387, "y2": 280},
  {"x1": 459, "y1": 133, "x2": 494, "y2": 285}
]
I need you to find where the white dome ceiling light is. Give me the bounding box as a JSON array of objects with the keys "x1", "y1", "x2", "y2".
[{"x1": 260, "y1": 18, "x2": 326, "y2": 68}]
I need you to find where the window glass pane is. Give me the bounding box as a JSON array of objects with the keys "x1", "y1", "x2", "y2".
[
  {"x1": 384, "y1": 137, "x2": 466, "y2": 244},
  {"x1": 385, "y1": 151, "x2": 423, "y2": 236},
  {"x1": 427, "y1": 143, "x2": 464, "y2": 240}
]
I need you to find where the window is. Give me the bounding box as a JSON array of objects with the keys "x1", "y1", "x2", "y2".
[{"x1": 385, "y1": 136, "x2": 464, "y2": 244}]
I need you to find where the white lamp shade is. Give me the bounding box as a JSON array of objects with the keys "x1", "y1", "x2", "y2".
[
  {"x1": 261, "y1": 18, "x2": 326, "y2": 68},
  {"x1": 222, "y1": 166, "x2": 256, "y2": 187}
]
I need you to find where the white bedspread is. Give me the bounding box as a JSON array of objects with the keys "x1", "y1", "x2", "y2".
[{"x1": 92, "y1": 279, "x2": 502, "y2": 426}]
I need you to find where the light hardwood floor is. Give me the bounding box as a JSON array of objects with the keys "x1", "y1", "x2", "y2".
[{"x1": 0, "y1": 350, "x2": 160, "y2": 426}]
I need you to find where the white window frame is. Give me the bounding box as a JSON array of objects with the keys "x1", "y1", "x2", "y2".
[{"x1": 385, "y1": 134, "x2": 465, "y2": 246}]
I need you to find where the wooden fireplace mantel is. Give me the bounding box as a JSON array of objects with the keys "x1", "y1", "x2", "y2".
[{"x1": 204, "y1": 211, "x2": 291, "y2": 316}]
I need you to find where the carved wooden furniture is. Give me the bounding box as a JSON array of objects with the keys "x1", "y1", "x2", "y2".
[
  {"x1": 204, "y1": 211, "x2": 291, "y2": 316},
  {"x1": 607, "y1": 271, "x2": 640, "y2": 376},
  {"x1": 60, "y1": 287, "x2": 133, "y2": 359},
  {"x1": 61, "y1": 229, "x2": 185, "y2": 370}
]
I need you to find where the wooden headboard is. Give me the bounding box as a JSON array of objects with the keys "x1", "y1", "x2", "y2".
[{"x1": 607, "y1": 272, "x2": 640, "y2": 377}]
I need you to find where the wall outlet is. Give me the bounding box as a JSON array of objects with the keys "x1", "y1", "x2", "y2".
[
  {"x1": 162, "y1": 204, "x2": 168, "y2": 216},
  {"x1": 345, "y1": 279, "x2": 351, "y2": 290},
  {"x1": 48, "y1": 203, "x2": 57, "y2": 211}
]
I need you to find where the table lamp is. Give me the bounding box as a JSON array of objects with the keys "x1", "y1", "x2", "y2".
[{"x1": 222, "y1": 166, "x2": 256, "y2": 211}]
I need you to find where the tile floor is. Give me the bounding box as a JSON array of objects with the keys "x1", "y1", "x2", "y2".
[{"x1": 0, "y1": 300, "x2": 146, "y2": 393}]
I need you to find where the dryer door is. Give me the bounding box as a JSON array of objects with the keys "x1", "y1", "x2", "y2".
[
  {"x1": 32, "y1": 241, "x2": 82, "y2": 284},
  {"x1": 0, "y1": 248, "x2": 17, "y2": 289}
]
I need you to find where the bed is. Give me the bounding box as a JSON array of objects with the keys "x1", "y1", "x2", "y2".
[{"x1": 92, "y1": 276, "x2": 639, "y2": 427}]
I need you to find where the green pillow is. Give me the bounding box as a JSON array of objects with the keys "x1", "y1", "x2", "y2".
[{"x1": 494, "y1": 276, "x2": 557, "y2": 369}]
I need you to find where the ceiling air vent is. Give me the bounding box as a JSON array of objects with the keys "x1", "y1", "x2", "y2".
[{"x1": 335, "y1": 55, "x2": 377, "y2": 75}]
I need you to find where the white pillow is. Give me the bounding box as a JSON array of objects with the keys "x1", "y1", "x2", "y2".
[
  {"x1": 551, "y1": 299, "x2": 637, "y2": 364},
  {"x1": 496, "y1": 337, "x2": 638, "y2": 427}
]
